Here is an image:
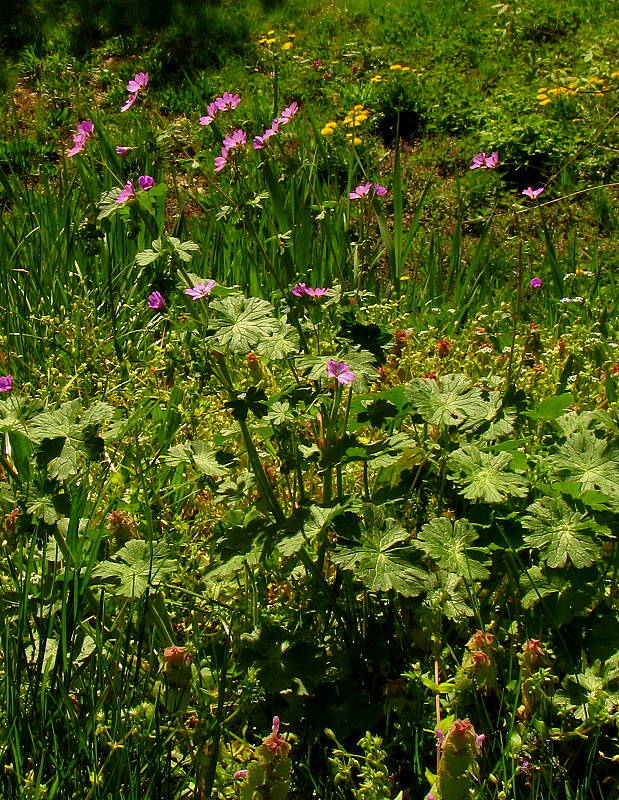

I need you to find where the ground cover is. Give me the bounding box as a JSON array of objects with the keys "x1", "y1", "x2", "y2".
[{"x1": 0, "y1": 1, "x2": 618, "y2": 798}]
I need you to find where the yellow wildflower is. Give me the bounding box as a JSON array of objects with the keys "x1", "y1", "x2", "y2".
[
  {"x1": 539, "y1": 98, "x2": 552, "y2": 106},
  {"x1": 612, "y1": 71, "x2": 619, "y2": 78},
  {"x1": 401, "y1": 66, "x2": 411, "y2": 71},
  {"x1": 389, "y1": 64, "x2": 402, "y2": 71},
  {"x1": 267, "y1": 29, "x2": 275, "y2": 34},
  {"x1": 321, "y1": 122, "x2": 337, "y2": 135},
  {"x1": 370, "y1": 75, "x2": 382, "y2": 83},
  {"x1": 569, "y1": 81, "x2": 578, "y2": 89},
  {"x1": 281, "y1": 41, "x2": 292, "y2": 50},
  {"x1": 399, "y1": 275, "x2": 411, "y2": 281},
  {"x1": 346, "y1": 134, "x2": 362, "y2": 145}
]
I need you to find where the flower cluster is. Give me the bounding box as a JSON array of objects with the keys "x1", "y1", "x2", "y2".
[
  {"x1": 66, "y1": 120, "x2": 94, "y2": 158},
  {"x1": 291, "y1": 283, "x2": 328, "y2": 298},
  {"x1": 349, "y1": 182, "x2": 387, "y2": 200},
  {"x1": 199, "y1": 92, "x2": 241, "y2": 126},
  {"x1": 470, "y1": 151, "x2": 499, "y2": 170},
  {"x1": 115, "y1": 175, "x2": 155, "y2": 204},
  {"x1": 371, "y1": 65, "x2": 422, "y2": 83},
  {"x1": 214, "y1": 129, "x2": 247, "y2": 172},
  {"x1": 257, "y1": 29, "x2": 295, "y2": 50},
  {"x1": 253, "y1": 102, "x2": 299, "y2": 150},
  {"x1": 537, "y1": 82, "x2": 577, "y2": 105},
  {"x1": 121, "y1": 72, "x2": 148, "y2": 113},
  {"x1": 321, "y1": 105, "x2": 370, "y2": 144}
]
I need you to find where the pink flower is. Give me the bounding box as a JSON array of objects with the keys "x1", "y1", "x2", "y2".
[
  {"x1": 138, "y1": 175, "x2": 155, "y2": 191},
  {"x1": 199, "y1": 93, "x2": 241, "y2": 125},
  {"x1": 115, "y1": 180, "x2": 135, "y2": 204},
  {"x1": 214, "y1": 151, "x2": 228, "y2": 172},
  {"x1": 326, "y1": 359, "x2": 356, "y2": 385},
  {"x1": 185, "y1": 280, "x2": 216, "y2": 300},
  {"x1": 216, "y1": 92, "x2": 241, "y2": 111},
  {"x1": 470, "y1": 151, "x2": 499, "y2": 170},
  {"x1": 223, "y1": 129, "x2": 247, "y2": 151},
  {"x1": 66, "y1": 119, "x2": 94, "y2": 158},
  {"x1": 475, "y1": 734, "x2": 486, "y2": 752},
  {"x1": 530, "y1": 277, "x2": 543, "y2": 289},
  {"x1": 522, "y1": 186, "x2": 544, "y2": 199},
  {"x1": 233, "y1": 770, "x2": 248, "y2": 779},
  {"x1": 435, "y1": 728, "x2": 445, "y2": 748},
  {"x1": 0, "y1": 376, "x2": 13, "y2": 393},
  {"x1": 253, "y1": 123, "x2": 280, "y2": 150},
  {"x1": 115, "y1": 146, "x2": 131, "y2": 157},
  {"x1": 349, "y1": 182, "x2": 387, "y2": 199},
  {"x1": 291, "y1": 283, "x2": 328, "y2": 298},
  {"x1": 148, "y1": 291, "x2": 165, "y2": 309},
  {"x1": 121, "y1": 72, "x2": 149, "y2": 112},
  {"x1": 275, "y1": 101, "x2": 299, "y2": 125},
  {"x1": 199, "y1": 100, "x2": 221, "y2": 126}
]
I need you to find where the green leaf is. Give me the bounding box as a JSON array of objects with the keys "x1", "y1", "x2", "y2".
[
  {"x1": 549, "y1": 430, "x2": 619, "y2": 503},
  {"x1": 255, "y1": 320, "x2": 300, "y2": 361},
  {"x1": 97, "y1": 188, "x2": 121, "y2": 220},
  {"x1": 29, "y1": 400, "x2": 114, "y2": 481},
  {"x1": 521, "y1": 497, "x2": 602, "y2": 569},
  {"x1": 415, "y1": 517, "x2": 490, "y2": 581},
  {"x1": 447, "y1": 445, "x2": 529, "y2": 503},
  {"x1": 208, "y1": 294, "x2": 279, "y2": 355},
  {"x1": 526, "y1": 393, "x2": 574, "y2": 421},
  {"x1": 162, "y1": 441, "x2": 231, "y2": 476},
  {"x1": 407, "y1": 374, "x2": 487, "y2": 427},
  {"x1": 93, "y1": 540, "x2": 177, "y2": 598},
  {"x1": 332, "y1": 506, "x2": 425, "y2": 596}
]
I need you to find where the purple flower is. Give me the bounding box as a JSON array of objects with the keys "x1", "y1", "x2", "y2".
[
  {"x1": 214, "y1": 150, "x2": 228, "y2": 172},
  {"x1": 435, "y1": 728, "x2": 445, "y2": 748},
  {"x1": 349, "y1": 182, "x2": 387, "y2": 199},
  {"x1": 0, "y1": 375, "x2": 13, "y2": 393},
  {"x1": 185, "y1": 280, "x2": 216, "y2": 300},
  {"x1": 253, "y1": 123, "x2": 280, "y2": 150},
  {"x1": 200, "y1": 93, "x2": 241, "y2": 125},
  {"x1": 275, "y1": 101, "x2": 299, "y2": 126},
  {"x1": 115, "y1": 146, "x2": 131, "y2": 158},
  {"x1": 121, "y1": 72, "x2": 148, "y2": 112},
  {"x1": 217, "y1": 92, "x2": 241, "y2": 111},
  {"x1": 326, "y1": 359, "x2": 356, "y2": 385},
  {"x1": 530, "y1": 277, "x2": 543, "y2": 289},
  {"x1": 66, "y1": 119, "x2": 94, "y2": 158},
  {"x1": 291, "y1": 283, "x2": 328, "y2": 299},
  {"x1": 223, "y1": 129, "x2": 247, "y2": 151},
  {"x1": 522, "y1": 186, "x2": 545, "y2": 199},
  {"x1": 199, "y1": 100, "x2": 221, "y2": 126},
  {"x1": 115, "y1": 180, "x2": 135, "y2": 204},
  {"x1": 138, "y1": 175, "x2": 155, "y2": 191},
  {"x1": 470, "y1": 151, "x2": 499, "y2": 170},
  {"x1": 148, "y1": 291, "x2": 166, "y2": 309},
  {"x1": 233, "y1": 770, "x2": 248, "y2": 779},
  {"x1": 475, "y1": 734, "x2": 486, "y2": 752}
]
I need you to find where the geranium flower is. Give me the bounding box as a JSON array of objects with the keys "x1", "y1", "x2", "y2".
[
  {"x1": 214, "y1": 150, "x2": 229, "y2": 172},
  {"x1": 147, "y1": 291, "x2": 165, "y2": 309},
  {"x1": 275, "y1": 101, "x2": 299, "y2": 125},
  {"x1": 115, "y1": 180, "x2": 135, "y2": 204},
  {"x1": 470, "y1": 151, "x2": 499, "y2": 170},
  {"x1": 326, "y1": 359, "x2": 356, "y2": 385},
  {"x1": 216, "y1": 92, "x2": 241, "y2": 111},
  {"x1": 222, "y1": 129, "x2": 247, "y2": 150},
  {"x1": 253, "y1": 123, "x2": 280, "y2": 150},
  {"x1": 185, "y1": 280, "x2": 216, "y2": 300},
  {"x1": 522, "y1": 186, "x2": 544, "y2": 199},
  {"x1": 121, "y1": 72, "x2": 149, "y2": 113},
  {"x1": 530, "y1": 277, "x2": 543, "y2": 289},
  {"x1": 115, "y1": 146, "x2": 131, "y2": 157},
  {"x1": 291, "y1": 283, "x2": 328, "y2": 298},
  {"x1": 349, "y1": 182, "x2": 387, "y2": 199},
  {"x1": 66, "y1": 119, "x2": 95, "y2": 158},
  {"x1": 199, "y1": 100, "x2": 220, "y2": 126},
  {"x1": 138, "y1": 175, "x2": 155, "y2": 191},
  {"x1": 0, "y1": 375, "x2": 13, "y2": 392}
]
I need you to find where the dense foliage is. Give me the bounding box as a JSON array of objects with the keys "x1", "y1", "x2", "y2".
[{"x1": 0, "y1": 1, "x2": 618, "y2": 799}]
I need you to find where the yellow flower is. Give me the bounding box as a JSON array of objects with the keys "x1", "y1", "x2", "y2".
[
  {"x1": 539, "y1": 98, "x2": 552, "y2": 106},
  {"x1": 538, "y1": 86, "x2": 547, "y2": 92},
  {"x1": 400, "y1": 66, "x2": 411, "y2": 72},
  {"x1": 346, "y1": 134, "x2": 362, "y2": 145},
  {"x1": 389, "y1": 64, "x2": 402, "y2": 71},
  {"x1": 354, "y1": 104, "x2": 365, "y2": 110},
  {"x1": 536, "y1": 93, "x2": 548, "y2": 100},
  {"x1": 399, "y1": 275, "x2": 411, "y2": 281},
  {"x1": 281, "y1": 41, "x2": 292, "y2": 50},
  {"x1": 267, "y1": 29, "x2": 275, "y2": 34},
  {"x1": 612, "y1": 71, "x2": 619, "y2": 79},
  {"x1": 572, "y1": 117, "x2": 584, "y2": 122},
  {"x1": 321, "y1": 122, "x2": 337, "y2": 135},
  {"x1": 265, "y1": 37, "x2": 276, "y2": 45},
  {"x1": 569, "y1": 81, "x2": 578, "y2": 89},
  {"x1": 370, "y1": 75, "x2": 382, "y2": 83}
]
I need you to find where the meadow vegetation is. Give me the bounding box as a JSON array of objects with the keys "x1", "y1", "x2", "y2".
[{"x1": 0, "y1": 0, "x2": 618, "y2": 798}]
